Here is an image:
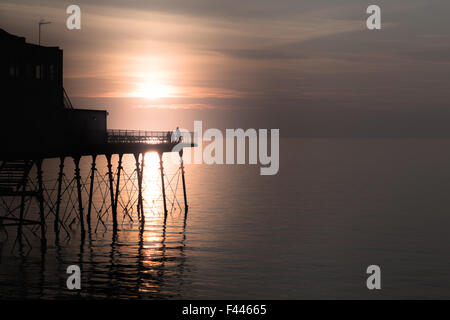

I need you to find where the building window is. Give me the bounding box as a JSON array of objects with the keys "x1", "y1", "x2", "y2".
[
  {"x1": 35, "y1": 64, "x2": 46, "y2": 80},
  {"x1": 9, "y1": 66, "x2": 20, "y2": 78},
  {"x1": 36, "y1": 65, "x2": 41, "y2": 79},
  {"x1": 49, "y1": 64, "x2": 55, "y2": 80},
  {"x1": 26, "y1": 64, "x2": 32, "y2": 79}
]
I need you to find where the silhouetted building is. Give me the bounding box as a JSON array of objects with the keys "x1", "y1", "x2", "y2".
[{"x1": 0, "y1": 28, "x2": 107, "y2": 156}]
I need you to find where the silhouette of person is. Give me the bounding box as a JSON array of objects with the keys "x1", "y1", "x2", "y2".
[{"x1": 175, "y1": 127, "x2": 181, "y2": 142}]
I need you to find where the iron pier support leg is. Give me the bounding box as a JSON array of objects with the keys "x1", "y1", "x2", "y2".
[
  {"x1": 179, "y1": 150, "x2": 189, "y2": 214},
  {"x1": 134, "y1": 153, "x2": 144, "y2": 223},
  {"x1": 114, "y1": 154, "x2": 123, "y2": 218},
  {"x1": 54, "y1": 157, "x2": 65, "y2": 233},
  {"x1": 106, "y1": 154, "x2": 118, "y2": 231},
  {"x1": 87, "y1": 155, "x2": 97, "y2": 231},
  {"x1": 18, "y1": 184, "x2": 26, "y2": 242},
  {"x1": 140, "y1": 153, "x2": 145, "y2": 219},
  {"x1": 36, "y1": 159, "x2": 46, "y2": 248},
  {"x1": 18, "y1": 163, "x2": 31, "y2": 239},
  {"x1": 159, "y1": 152, "x2": 168, "y2": 217},
  {"x1": 74, "y1": 157, "x2": 85, "y2": 236}
]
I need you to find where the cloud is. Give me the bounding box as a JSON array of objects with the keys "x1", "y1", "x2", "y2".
[
  {"x1": 2, "y1": 0, "x2": 450, "y2": 136},
  {"x1": 136, "y1": 103, "x2": 220, "y2": 110}
]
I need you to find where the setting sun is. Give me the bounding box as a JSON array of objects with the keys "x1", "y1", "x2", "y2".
[{"x1": 133, "y1": 81, "x2": 176, "y2": 99}]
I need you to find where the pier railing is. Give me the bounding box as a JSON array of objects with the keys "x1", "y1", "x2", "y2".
[{"x1": 107, "y1": 129, "x2": 193, "y2": 144}]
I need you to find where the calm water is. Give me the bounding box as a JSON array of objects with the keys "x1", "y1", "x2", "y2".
[{"x1": 2, "y1": 138, "x2": 450, "y2": 299}]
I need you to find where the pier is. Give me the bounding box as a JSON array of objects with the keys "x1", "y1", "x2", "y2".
[
  {"x1": 0, "y1": 28, "x2": 195, "y2": 250},
  {"x1": 0, "y1": 130, "x2": 194, "y2": 248}
]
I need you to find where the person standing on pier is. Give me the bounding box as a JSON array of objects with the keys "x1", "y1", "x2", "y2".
[{"x1": 171, "y1": 127, "x2": 181, "y2": 143}]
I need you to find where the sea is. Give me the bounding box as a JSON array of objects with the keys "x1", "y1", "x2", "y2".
[{"x1": 1, "y1": 138, "x2": 450, "y2": 299}]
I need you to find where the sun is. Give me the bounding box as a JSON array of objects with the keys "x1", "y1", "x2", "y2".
[
  {"x1": 140, "y1": 82, "x2": 173, "y2": 99},
  {"x1": 132, "y1": 79, "x2": 176, "y2": 100}
]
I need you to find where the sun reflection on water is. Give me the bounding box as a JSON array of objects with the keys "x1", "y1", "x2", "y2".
[{"x1": 141, "y1": 152, "x2": 164, "y2": 218}]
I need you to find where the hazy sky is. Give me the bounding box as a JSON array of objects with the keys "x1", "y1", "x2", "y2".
[{"x1": 1, "y1": 0, "x2": 450, "y2": 136}]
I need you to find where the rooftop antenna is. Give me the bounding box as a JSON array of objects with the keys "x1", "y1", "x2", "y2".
[{"x1": 38, "y1": 19, "x2": 51, "y2": 46}]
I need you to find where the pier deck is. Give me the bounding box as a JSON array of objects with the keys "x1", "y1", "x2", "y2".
[{"x1": 0, "y1": 130, "x2": 194, "y2": 160}]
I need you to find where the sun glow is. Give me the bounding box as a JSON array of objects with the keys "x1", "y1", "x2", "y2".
[
  {"x1": 129, "y1": 68, "x2": 178, "y2": 99},
  {"x1": 134, "y1": 81, "x2": 176, "y2": 99}
]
